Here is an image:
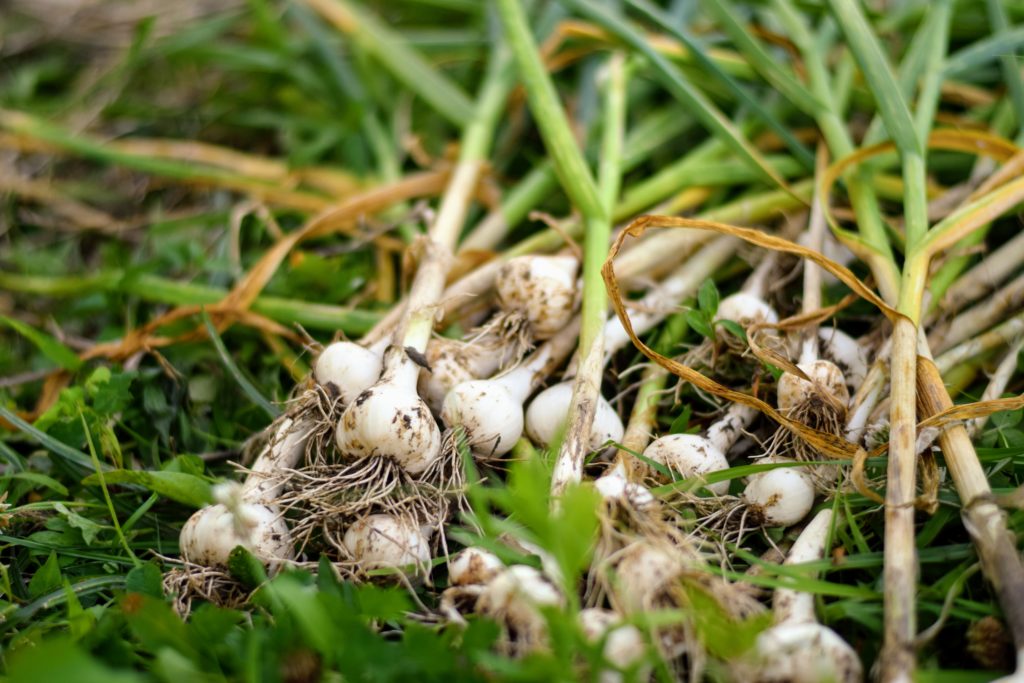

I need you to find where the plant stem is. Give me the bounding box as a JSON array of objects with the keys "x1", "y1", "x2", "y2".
[
  {"x1": 398, "y1": 43, "x2": 513, "y2": 353},
  {"x1": 0, "y1": 271, "x2": 380, "y2": 335},
  {"x1": 917, "y1": 350, "x2": 1024, "y2": 665},
  {"x1": 551, "y1": 52, "x2": 625, "y2": 497}
]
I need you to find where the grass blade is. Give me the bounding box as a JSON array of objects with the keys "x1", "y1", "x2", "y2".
[
  {"x1": 827, "y1": 0, "x2": 920, "y2": 158},
  {"x1": 562, "y1": 0, "x2": 795, "y2": 193},
  {"x1": 299, "y1": 0, "x2": 475, "y2": 127},
  {"x1": 0, "y1": 406, "x2": 99, "y2": 472},
  {"x1": 496, "y1": 0, "x2": 605, "y2": 221},
  {"x1": 627, "y1": 0, "x2": 814, "y2": 169},
  {"x1": 201, "y1": 310, "x2": 281, "y2": 420},
  {"x1": 697, "y1": 0, "x2": 823, "y2": 116}
]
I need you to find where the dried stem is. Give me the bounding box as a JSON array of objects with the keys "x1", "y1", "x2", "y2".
[{"x1": 916, "y1": 352, "x2": 1024, "y2": 668}]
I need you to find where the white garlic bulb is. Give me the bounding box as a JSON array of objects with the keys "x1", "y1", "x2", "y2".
[
  {"x1": 744, "y1": 461, "x2": 816, "y2": 527},
  {"x1": 818, "y1": 328, "x2": 868, "y2": 392},
  {"x1": 579, "y1": 608, "x2": 649, "y2": 682},
  {"x1": 336, "y1": 346, "x2": 441, "y2": 474},
  {"x1": 525, "y1": 381, "x2": 624, "y2": 452},
  {"x1": 496, "y1": 255, "x2": 579, "y2": 339},
  {"x1": 777, "y1": 359, "x2": 850, "y2": 414},
  {"x1": 449, "y1": 547, "x2": 505, "y2": 587},
  {"x1": 314, "y1": 339, "x2": 385, "y2": 404},
  {"x1": 716, "y1": 293, "x2": 778, "y2": 329},
  {"x1": 180, "y1": 500, "x2": 292, "y2": 568},
  {"x1": 643, "y1": 433, "x2": 730, "y2": 495},
  {"x1": 343, "y1": 514, "x2": 431, "y2": 569}
]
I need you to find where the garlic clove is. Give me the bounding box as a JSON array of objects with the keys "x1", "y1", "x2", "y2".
[
  {"x1": 315, "y1": 341, "x2": 383, "y2": 404},
  {"x1": 343, "y1": 514, "x2": 432, "y2": 569},
  {"x1": 744, "y1": 462, "x2": 816, "y2": 527},
  {"x1": 643, "y1": 434, "x2": 730, "y2": 495},
  {"x1": 441, "y1": 380, "x2": 524, "y2": 456},
  {"x1": 449, "y1": 547, "x2": 505, "y2": 587}
]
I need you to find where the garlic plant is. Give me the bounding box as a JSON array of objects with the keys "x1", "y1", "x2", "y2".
[
  {"x1": 336, "y1": 344, "x2": 442, "y2": 475},
  {"x1": 180, "y1": 416, "x2": 314, "y2": 568},
  {"x1": 748, "y1": 509, "x2": 862, "y2": 682}
]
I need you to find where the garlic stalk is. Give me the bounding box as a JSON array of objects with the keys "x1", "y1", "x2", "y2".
[
  {"x1": 180, "y1": 416, "x2": 314, "y2": 568},
  {"x1": 336, "y1": 43, "x2": 512, "y2": 475},
  {"x1": 750, "y1": 509, "x2": 863, "y2": 682},
  {"x1": 775, "y1": 190, "x2": 851, "y2": 484},
  {"x1": 441, "y1": 315, "x2": 581, "y2": 456}
]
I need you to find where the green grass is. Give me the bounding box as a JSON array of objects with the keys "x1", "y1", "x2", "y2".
[{"x1": 1, "y1": 1, "x2": 1024, "y2": 681}]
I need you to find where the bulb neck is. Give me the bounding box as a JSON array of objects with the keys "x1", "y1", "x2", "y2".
[
  {"x1": 706, "y1": 403, "x2": 757, "y2": 453},
  {"x1": 380, "y1": 345, "x2": 421, "y2": 390},
  {"x1": 775, "y1": 509, "x2": 833, "y2": 625}
]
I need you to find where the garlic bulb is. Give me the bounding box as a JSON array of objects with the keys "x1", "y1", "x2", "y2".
[
  {"x1": 495, "y1": 255, "x2": 579, "y2": 339},
  {"x1": 610, "y1": 541, "x2": 684, "y2": 614},
  {"x1": 180, "y1": 495, "x2": 292, "y2": 568},
  {"x1": 442, "y1": 321, "x2": 579, "y2": 456},
  {"x1": 643, "y1": 433, "x2": 730, "y2": 495},
  {"x1": 441, "y1": 374, "x2": 529, "y2": 457},
  {"x1": 595, "y1": 468, "x2": 656, "y2": 510},
  {"x1": 750, "y1": 509, "x2": 863, "y2": 682},
  {"x1": 753, "y1": 622, "x2": 863, "y2": 682},
  {"x1": 314, "y1": 338, "x2": 386, "y2": 404},
  {"x1": 449, "y1": 547, "x2": 505, "y2": 587},
  {"x1": 419, "y1": 337, "x2": 516, "y2": 415},
  {"x1": 476, "y1": 565, "x2": 562, "y2": 650},
  {"x1": 743, "y1": 461, "x2": 816, "y2": 527},
  {"x1": 715, "y1": 292, "x2": 778, "y2": 330},
  {"x1": 343, "y1": 514, "x2": 432, "y2": 569},
  {"x1": 525, "y1": 381, "x2": 624, "y2": 452},
  {"x1": 818, "y1": 328, "x2": 868, "y2": 392},
  {"x1": 336, "y1": 345, "x2": 441, "y2": 474},
  {"x1": 180, "y1": 417, "x2": 311, "y2": 568},
  {"x1": 777, "y1": 359, "x2": 850, "y2": 414},
  {"x1": 579, "y1": 608, "x2": 648, "y2": 682}
]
